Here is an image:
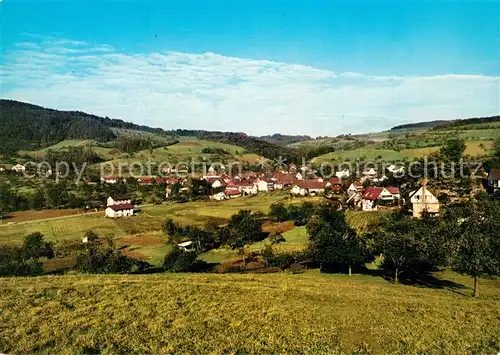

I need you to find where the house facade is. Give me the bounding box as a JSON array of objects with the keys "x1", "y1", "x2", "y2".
[
  {"x1": 105, "y1": 203, "x2": 134, "y2": 218},
  {"x1": 361, "y1": 187, "x2": 400, "y2": 211},
  {"x1": 410, "y1": 187, "x2": 440, "y2": 218},
  {"x1": 11, "y1": 164, "x2": 26, "y2": 173},
  {"x1": 106, "y1": 195, "x2": 132, "y2": 207},
  {"x1": 488, "y1": 169, "x2": 500, "y2": 189},
  {"x1": 291, "y1": 180, "x2": 325, "y2": 196}
]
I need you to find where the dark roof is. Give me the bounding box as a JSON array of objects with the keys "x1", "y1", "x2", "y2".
[
  {"x1": 110, "y1": 194, "x2": 131, "y2": 201},
  {"x1": 108, "y1": 203, "x2": 134, "y2": 211}
]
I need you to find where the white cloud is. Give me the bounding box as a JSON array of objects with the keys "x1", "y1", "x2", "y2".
[{"x1": 2, "y1": 39, "x2": 499, "y2": 136}]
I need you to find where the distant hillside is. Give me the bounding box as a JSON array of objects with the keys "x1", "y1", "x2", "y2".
[
  {"x1": 391, "y1": 115, "x2": 500, "y2": 132},
  {"x1": 0, "y1": 100, "x2": 297, "y2": 161},
  {"x1": 168, "y1": 130, "x2": 299, "y2": 161},
  {"x1": 258, "y1": 133, "x2": 313, "y2": 146},
  {"x1": 432, "y1": 115, "x2": 500, "y2": 130},
  {"x1": 390, "y1": 120, "x2": 450, "y2": 131}
]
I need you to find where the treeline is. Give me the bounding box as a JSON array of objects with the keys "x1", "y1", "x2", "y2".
[
  {"x1": 433, "y1": 115, "x2": 500, "y2": 130},
  {"x1": 390, "y1": 115, "x2": 500, "y2": 132},
  {"x1": 390, "y1": 120, "x2": 449, "y2": 131}
]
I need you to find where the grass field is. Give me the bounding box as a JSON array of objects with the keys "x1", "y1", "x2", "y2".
[
  {"x1": 0, "y1": 271, "x2": 498, "y2": 354},
  {"x1": 0, "y1": 193, "x2": 323, "y2": 265},
  {"x1": 313, "y1": 149, "x2": 408, "y2": 163}
]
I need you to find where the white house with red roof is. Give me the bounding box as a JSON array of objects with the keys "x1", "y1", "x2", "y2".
[
  {"x1": 223, "y1": 188, "x2": 242, "y2": 199},
  {"x1": 256, "y1": 179, "x2": 274, "y2": 192},
  {"x1": 347, "y1": 181, "x2": 365, "y2": 197},
  {"x1": 361, "y1": 186, "x2": 400, "y2": 211}
]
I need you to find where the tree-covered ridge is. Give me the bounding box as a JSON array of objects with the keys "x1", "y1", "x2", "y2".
[
  {"x1": 0, "y1": 100, "x2": 116, "y2": 154},
  {"x1": 0, "y1": 100, "x2": 296, "y2": 160},
  {"x1": 257, "y1": 133, "x2": 313, "y2": 146},
  {"x1": 391, "y1": 115, "x2": 500, "y2": 132}
]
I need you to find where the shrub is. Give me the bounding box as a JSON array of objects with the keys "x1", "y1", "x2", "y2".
[
  {"x1": 76, "y1": 231, "x2": 135, "y2": 274},
  {"x1": 163, "y1": 247, "x2": 207, "y2": 272},
  {"x1": 53, "y1": 239, "x2": 86, "y2": 258}
]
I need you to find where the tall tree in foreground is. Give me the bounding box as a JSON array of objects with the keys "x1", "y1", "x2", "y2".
[
  {"x1": 307, "y1": 206, "x2": 370, "y2": 275},
  {"x1": 451, "y1": 199, "x2": 500, "y2": 297},
  {"x1": 371, "y1": 213, "x2": 450, "y2": 284},
  {"x1": 225, "y1": 210, "x2": 264, "y2": 265}
]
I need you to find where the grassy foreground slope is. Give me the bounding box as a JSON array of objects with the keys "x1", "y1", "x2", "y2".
[{"x1": 1, "y1": 272, "x2": 499, "y2": 354}]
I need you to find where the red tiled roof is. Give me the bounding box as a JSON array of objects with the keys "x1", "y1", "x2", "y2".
[
  {"x1": 224, "y1": 189, "x2": 241, "y2": 196},
  {"x1": 329, "y1": 177, "x2": 341, "y2": 185},
  {"x1": 295, "y1": 180, "x2": 326, "y2": 190},
  {"x1": 362, "y1": 187, "x2": 384, "y2": 200},
  {"x1": 331, "y1": 185, "x2": 341, "y2": 191},
  {"x1": 276, "y1": 172, "x2": 296, "y2": 184},
  {"x1": 108, "y1": 203, "x2": 134, "y2": 211},
  {"x1": 386, "y1": 187, "x2": 400, "y2": 195}
]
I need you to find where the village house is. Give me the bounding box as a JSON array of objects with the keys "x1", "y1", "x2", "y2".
[
  {"x1": 322, "y1": 177, "x2": 341, "y2": 194},
  {"x1": 291, "y1": 180, "x2": 326, "y2": 196},
  {"x1": 256, "y1": 179, "x2": 274, "y2": 192},
  {"x1": 361, "y1": 187, "x2": 400, "y2": 211},
  {"x1": 11, "y1": 164, "x2": 26, "y2": 173},
  {"x1": 210, "y1": 191, "x2": 227, "y2": 201},
  {"x1": 488, "y1": 169, "x2": 500, "y2": 190},
  {"x1": 362, "y1": 168, "x2": 377, "y2": 180},
  {"x1": 223, "y1": 188, "x2": 242, "y2": 199},
  {"x1": 105, "y1": 203, "x2": 135, "y2": 218},
  {"x1": 137, "y1": 177, "x2": 167, "y2": 185},
  {"x1": 387, "y1": 164, "x2": 405, "y2": 175},
  {"x1": 106, "y1": 194, "x2": 132, "y2": 207},
  {"x1": 409, "y1": 186, "x2": 440, "y2": 218},
  {"x1": 347, "y1": 181, "x2": 364, "y2": 197},
  {"x1": 238, "y1": 181, "x2": 258, "y2": 195},
  {"x1": 177, "y1": 241, "x2": 194, "y2": 251},
  {"x1": 274, "y1": 172, "x2": 296, "y2": 189},
  {"x1": 206, "y1": 177, "x2": 225, "y2": 189},
  {"x1": 335, "y1": 168, "x2": 350, "y2": 179},
  {"x1": 101, "y1": 176, "x2": 122, "y2": 184}
]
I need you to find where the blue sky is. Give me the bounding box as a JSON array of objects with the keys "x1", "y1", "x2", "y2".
[{"x1": 1, "y1": 0, "x2": 499, "y2": 135}]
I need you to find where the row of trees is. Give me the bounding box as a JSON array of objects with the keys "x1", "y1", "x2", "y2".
[{"x1": 305, "y1": 198, "x2": 500, "y2": 297}]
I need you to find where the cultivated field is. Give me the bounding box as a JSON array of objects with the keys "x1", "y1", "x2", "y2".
[{"x1": 0, "y1": 271, "x2": 498, "y2": 354}]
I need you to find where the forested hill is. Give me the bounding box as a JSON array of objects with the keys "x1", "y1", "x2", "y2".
[
  {"x1": 391, "y1": 115, "x2": 500, "y2": 131},
  {"x1": 0, "y1": 100, "x2": 111, "y2": 154},
  {"x1": 0, "y1": 100, "x2": 298, "y2": 161},
  {"x1": 390, "y1": 120, "x2": 450, "y2": 131},
  {"x1": 258, "y1": 133, "x2": 313, "y2": 146}
]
